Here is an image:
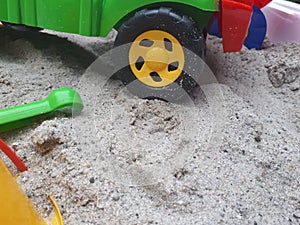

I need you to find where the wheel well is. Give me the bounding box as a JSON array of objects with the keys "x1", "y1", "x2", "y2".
[{"x1": 114, "y1": 3, "x2": 214, "y2": 32}]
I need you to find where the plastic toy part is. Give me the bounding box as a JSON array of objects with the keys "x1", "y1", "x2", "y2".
[
  {"x1": 244, "y1": 6, "x2": 267, "y2": 49},
  {"x1": 0, "y1": 138, "x2": 27, "y2": 172},
  {"x1": 262, "y1": 0, "x2": 300, "y2": 43},
  {"x1": 254, "y1": 0, "x2": 272, "y2": 8},
  {"x1": 0, "y1": 157, "x2": 64, "y2": 225},
  {"x1": 49, "y1": 196, "x2": 64, "y2": 225},
  {"x1": 0, "y1": 88, "x2": 84, "y2": 132},
  {"x1": 129, "y1": 30, "x2": 185, "y2": 88},
  {"x1": 220, "y1": 0, "x2": 253, "y2": 52},
  {"x1": 208, "y1": 15, "x2": 222, "y2": 38},
  {"x1": 115, "y1": 7, "x2": 206, "y2": 101},
  {"x1": 210, "y1": 5, "x2": 267, "y2": 49},
  {"x1": 0, "y1": 0, "x2": 218, "y2": 37}
]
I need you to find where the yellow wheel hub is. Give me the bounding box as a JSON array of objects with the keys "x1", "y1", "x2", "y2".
[
  {"x1": 145, "y1": 47, "x2": 169, "y2": 71},
  {"x1": 129, "y1": 30, "x2": 185, "y2": 88}
]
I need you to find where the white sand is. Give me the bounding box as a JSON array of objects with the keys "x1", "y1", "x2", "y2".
[{"x1": 0, "y1": 27, "x2": 299, "y2": 225}]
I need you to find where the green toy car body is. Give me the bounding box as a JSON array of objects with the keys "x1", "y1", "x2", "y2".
[
  {"x1": 0, "y1": 0, "x2": 216, "y2": 37},
  {"x1": 0, "y1": 0, "x2": 262, "y2": 101}
]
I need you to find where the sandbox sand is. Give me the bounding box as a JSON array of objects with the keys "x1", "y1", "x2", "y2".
[{"x1": 0, "y1": 26, "x2": 299, "y2": 224}]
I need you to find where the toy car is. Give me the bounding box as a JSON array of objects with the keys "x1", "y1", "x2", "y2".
[{"x1": 0, "y1": 0, "x2": 271, "y2": 100}]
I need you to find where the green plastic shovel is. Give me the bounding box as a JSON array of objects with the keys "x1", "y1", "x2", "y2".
[{"x1": 0, "y1": 88, "x2": 83, "y2": 133}]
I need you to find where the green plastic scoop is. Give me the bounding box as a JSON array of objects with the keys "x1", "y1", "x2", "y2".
[{"x1": 0, "y1": 88, "x2": 83, "y2": 133}]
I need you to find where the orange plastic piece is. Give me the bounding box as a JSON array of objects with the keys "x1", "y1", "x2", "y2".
[{"x1": 220, "y1": 0, "x2": 253, "y2": 52}]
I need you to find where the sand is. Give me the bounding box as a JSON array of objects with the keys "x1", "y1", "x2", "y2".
[{"x1": 0, "y1": 26, "x2": 299, "y2": 225}]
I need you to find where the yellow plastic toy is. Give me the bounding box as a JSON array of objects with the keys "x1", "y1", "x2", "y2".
[{"x1": 0, "y1": 156, "x2": 64, "y2": 225}]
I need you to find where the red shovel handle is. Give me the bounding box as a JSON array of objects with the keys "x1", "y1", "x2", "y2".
[{"x1": 0, "y1": 138, "x2": 28, "y2": 172}]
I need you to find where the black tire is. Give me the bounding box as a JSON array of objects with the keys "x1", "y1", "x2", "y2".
[
  {"x1": 2, "y1": 22, "x2": 43, "y2": 32},
  {"x1": 114, "y1": 7, "x2": 206, "y2": 102}
]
